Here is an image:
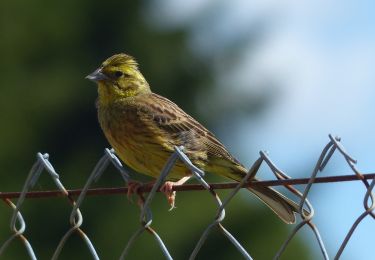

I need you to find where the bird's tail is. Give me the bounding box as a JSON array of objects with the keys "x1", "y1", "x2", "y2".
[
  {"x1": 247, "y1": 183, "x2": 299, "y2": 224},
  {"x1": 225, "y1": 164, "x2": 300, "y2": 224}
]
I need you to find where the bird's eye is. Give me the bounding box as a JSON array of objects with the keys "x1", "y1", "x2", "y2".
[{"x1": 114, "y1": 71, "x2": 123, "y2": 78}]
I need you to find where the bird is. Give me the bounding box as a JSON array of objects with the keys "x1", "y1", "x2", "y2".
[{"x1": 86, "y1": 53, "x2": 299, "y2": 224}]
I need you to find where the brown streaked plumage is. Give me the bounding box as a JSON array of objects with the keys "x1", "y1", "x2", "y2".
[{"x1": 87, "y1": 53, "x2": 300, "y2": 223}]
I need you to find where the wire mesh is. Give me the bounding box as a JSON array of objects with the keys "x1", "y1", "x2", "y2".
[{"x1": 0, "y1": 134, "x2": 374, "y2": 259}]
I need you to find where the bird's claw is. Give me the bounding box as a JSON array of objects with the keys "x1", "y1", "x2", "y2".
[
  {"x1": 160, "y1": 181, "x2": 177, "y2": 210},
  {"x1": 127, "y1": 181, "x2": 143, "y2": 205},
  {"x1": 127, "y1": 180, "x2": 179, "y2": 210}
]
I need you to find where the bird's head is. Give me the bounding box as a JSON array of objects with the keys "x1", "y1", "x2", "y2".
[{"x1": 86, "y1": 53, "x2": 151, "y2": 105}]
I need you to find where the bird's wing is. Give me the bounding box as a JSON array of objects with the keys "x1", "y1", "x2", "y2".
[{"x1": 137, "y1": 93, "x2": 242, "y2": 166}]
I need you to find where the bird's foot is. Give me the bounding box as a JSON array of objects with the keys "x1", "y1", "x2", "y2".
[
  {"x1": 127, "y1": 180, "x2": 142, "y2": 201},
  {"x1": 160, "y1": 176, "x2": 192, "y2": 211},
  {"x1": 160, "y1": 182, "x2": 177, "y2": 211},
  {"x1": 126, "y1": 180, "x2": 152, "y2": 207}
]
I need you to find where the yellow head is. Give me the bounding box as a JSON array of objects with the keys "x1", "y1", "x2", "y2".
[{"x1": 86, "y1": 53, "x2": 151, "y2": 105}]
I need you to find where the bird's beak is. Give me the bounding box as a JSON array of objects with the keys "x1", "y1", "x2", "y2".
[{"x1": 85, "y1": 68, "x2": 109, "y2": 82}]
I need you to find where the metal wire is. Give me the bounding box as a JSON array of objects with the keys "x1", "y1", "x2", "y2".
[{"x1": 0, "y1": 134, "x2": 374, "y2": 259}]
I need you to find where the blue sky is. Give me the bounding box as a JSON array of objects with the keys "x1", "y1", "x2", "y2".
[{"x1": 148, "y1": 1, "x2": 375, "y2": 259}]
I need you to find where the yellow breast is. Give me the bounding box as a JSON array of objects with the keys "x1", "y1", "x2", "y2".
[{"x1": 98, "y1": 103, "x2": 187, "y2": 180}]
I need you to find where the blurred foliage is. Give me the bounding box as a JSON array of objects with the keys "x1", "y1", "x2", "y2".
[{"x1": 0, "y1": 1, "x2": 311, "y2": 259}]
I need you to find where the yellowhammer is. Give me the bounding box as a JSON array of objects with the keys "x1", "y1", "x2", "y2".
[{"x1": 86, "y1": 53, "x2": 299, "y2": 224}]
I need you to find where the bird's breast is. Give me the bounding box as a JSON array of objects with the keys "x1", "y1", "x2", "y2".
[{"x1": 97, "y1": 104, "x2": 180, "y2": 178}]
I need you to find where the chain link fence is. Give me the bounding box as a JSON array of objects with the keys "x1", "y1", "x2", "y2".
[{"x1": 0, "y1": 134, "x2": 374, "y2": 259}]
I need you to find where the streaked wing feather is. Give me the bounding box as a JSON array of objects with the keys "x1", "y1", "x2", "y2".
[{"x1": 139, "y1": 94, "x2": 240, "y2": 165}]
